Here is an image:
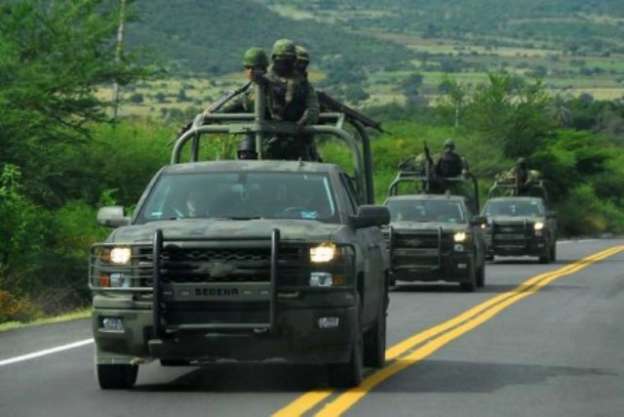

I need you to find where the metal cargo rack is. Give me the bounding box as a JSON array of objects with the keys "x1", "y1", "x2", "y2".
[
  {"x1": 171, "y1": 81, "x2": 376, "y2": 205},
  {"x1": 387, "y1": 169, "x2": 481, "y2": 213}
]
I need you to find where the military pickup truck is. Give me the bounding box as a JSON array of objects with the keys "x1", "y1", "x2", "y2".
[
  {"x1": 482, "y1": 177, "x2": 557, "y2": 263},
  {"x1": 384, "y1": 170, "x2": 487, "y2": 291},
  {"x1": 482, "y1": 196, "x2": 557, "y2": 263},
  {"x1": 90, "y1": 82, "x2": 390, "y2": 390}
]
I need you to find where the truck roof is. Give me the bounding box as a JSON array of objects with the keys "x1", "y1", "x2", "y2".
[
  {"x1": 163, "y1": 160, "x2": 341, "y2": 175},
  {"x1": 385, "y1": 194, "x2": 466, "y2": 203}
]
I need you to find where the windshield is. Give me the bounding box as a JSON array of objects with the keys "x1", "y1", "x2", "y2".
[
  {"x1": 484, "y1": 199, "x2": 544, "y2": 217},
  {"x1": 386, "y1": 199, "x2": 466, "y2": 224},
  {"x1": 137, "y1": 172, "x2": 338, "y2": 223}
]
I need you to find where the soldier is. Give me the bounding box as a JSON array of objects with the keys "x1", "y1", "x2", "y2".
[
  {"x1": 294, "y1": 44, "x2": 322, "y2": 161},
  {"x1": 512, "y1": 157, "x2": 531, "y2": 195},
  {"x1": 435, "y1": 139, "x2": 467, "y2": 178},
  {"x1": 295, "y1": 45, "x2": 310, "y2": 79},
  {"x1": 212, "y1": 47, "x2": 270, "y2": 114},
  {"x1": 266, "y1": 39, "x2": 319, "y2": 126}
]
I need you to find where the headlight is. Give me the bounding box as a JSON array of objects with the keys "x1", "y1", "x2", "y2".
[
  {"x1": 534, "y1": 222, "x2": 544, "y2": 231},
  {"x1": 310, "y1": 242, "x2": 337, "y2": 263},
  {"x1": 454, "y1": 232, "x2": 468, "y2": 243},
  {"x1": 109, "y1": 247, "x2": 132, "y2": 265}
]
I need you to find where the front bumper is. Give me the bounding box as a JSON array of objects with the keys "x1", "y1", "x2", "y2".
[
  {"x1": 487, "y1": 235, "x2": 547, "y2": 257},
  {"x1": 391, "y1": 251, "x2": 474, "y2": 283},
  {"x1": 93, "y1": 291, "x2": 357, "y2": 365}
]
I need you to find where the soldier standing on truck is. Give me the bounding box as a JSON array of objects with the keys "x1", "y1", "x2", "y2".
[
  {"x1": 435, "y1": 139, "x2": 468, "y2": 178},
  {"x1": 294, "y1": 45, "x2": 322, "y2": 161},
  {"x1": 264, "y1": 39, "x2": 319, "y2": 160},
  {"x1": 513, "y1": 157, "x2": 530, "y2": 195}
]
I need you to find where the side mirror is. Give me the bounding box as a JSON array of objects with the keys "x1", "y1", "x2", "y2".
[
  {"x1": 97, "y1": 206, "x2": 130, "y2": 228},
  {"x1": 350, "y1": 205, "x2": 391, "y2": 229},
  {"x1": 470, "y1": 215, "x2": 487, "y2": 226}
]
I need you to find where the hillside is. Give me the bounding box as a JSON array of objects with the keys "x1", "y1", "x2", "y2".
[
  {"x1": 126, "y1": 0, "x2": 412, "y2": 75},
  {"x1": 262, "y1": 0, "x2": 624, "y2": 53}
]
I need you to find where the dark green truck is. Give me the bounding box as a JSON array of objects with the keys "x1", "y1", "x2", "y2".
[
  {"x1": 89, "y1": 83, "x2": 390, "y2": 390},
  {"x1": 384, "y1": 170, "x2": 487, "y2": 291}
]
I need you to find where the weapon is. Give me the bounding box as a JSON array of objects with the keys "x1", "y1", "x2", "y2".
[
  {"x1": 317, "y1": 91, "x2": 384, "y2": 132},
  {"x1": 205, "y1": 81, "x2": 252, "y2": 114}
]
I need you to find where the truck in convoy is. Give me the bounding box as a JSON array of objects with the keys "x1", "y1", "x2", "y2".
[
  {"x1": 384, "y1": 164, "x2": 487, "y2": 291},
  {"x1": 90, "y1": 83, "x2": 390, "y2": 389},
  {"x1": 482, "y1": 175, "x2": 557, "y2": 263}
]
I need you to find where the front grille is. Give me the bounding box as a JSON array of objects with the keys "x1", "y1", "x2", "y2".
[
  {"x1": 166, "y1": 301, "x2": 270, "y2": 325},
  {"x1": 153, "y1": 246, "x2": 304, "y2": 284},
  {"x1": 491, "y1": 222, "x2": 531, "y2": 247}
]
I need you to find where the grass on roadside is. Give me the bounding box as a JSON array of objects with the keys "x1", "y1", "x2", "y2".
[{"x1": 0, "y1": 308, "x2": 92, "y2": 333}]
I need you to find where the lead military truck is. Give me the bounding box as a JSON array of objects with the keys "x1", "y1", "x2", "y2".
[
  {"x1": 90, "y1": 82, "x2": 390, "y2": 389},
  {"x1": 384, "y1": 164, "x2": 487, "y2": 291}
]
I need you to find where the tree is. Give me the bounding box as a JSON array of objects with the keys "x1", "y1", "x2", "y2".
[
  {"x1": 466, "y1": 73, "x2": 556, "y2": 158},
  {"x1": 0, "y1": 0, "x2": 150, "y2": 207}
]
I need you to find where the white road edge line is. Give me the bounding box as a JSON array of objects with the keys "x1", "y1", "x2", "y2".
[{"x1": 0, "y1": 338, "x2": 93, "y2": 367}]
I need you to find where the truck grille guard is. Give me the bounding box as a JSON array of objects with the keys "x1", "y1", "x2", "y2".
[
  {"x1": 388, "y1": 226, "x2": 445, "y2": 270},
  {"x1": 151, "y1": 229, "x2": 280, "y2": 337}
]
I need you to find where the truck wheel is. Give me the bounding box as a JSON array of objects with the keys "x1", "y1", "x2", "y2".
[
  {"x1": 97, "y1": 364, "x2": 138, "y2": 389},
  {"x1": 328, "y1": 331, "x2": 364, "y2": 388},
  {"x1": 363, "y1": 302, "x2": 387, "y2": 368},
  {"x1": 539, "y1": 246, "x2": 552, "y2": 264},
  {"x1": 476, "y1": 264, "x2": 486, "y2": 288},
  {"x1": 460, "y1": 262, "x2": 477, "y2": 292}
]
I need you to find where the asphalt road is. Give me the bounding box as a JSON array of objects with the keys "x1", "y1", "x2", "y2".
[{"x1": 1, "y1": 239, "x2": 623, "y2": 417}]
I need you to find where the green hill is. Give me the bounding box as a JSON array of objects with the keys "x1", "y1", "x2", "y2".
[
  {"x1": 263, "y1": 0, "x2": 624, "y2": 51},
  {"x1": 126, "y1": 0, "x2": 412, "y2": 75}
]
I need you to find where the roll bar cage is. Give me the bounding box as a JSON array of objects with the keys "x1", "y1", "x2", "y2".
[
  {"x1": 487, "y1": 180, "x2": 550, "y2": 204},
  {"x1": 170, "y1": 82, "x2": 375, "y2": 204},
  {"x1": 387, "y1": 169, "x2": 481, "y2": 213}
]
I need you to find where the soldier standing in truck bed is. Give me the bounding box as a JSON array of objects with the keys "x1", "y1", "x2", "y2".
[{"x1": 435, "y1": 139, "x2": 468, "y2": 178}]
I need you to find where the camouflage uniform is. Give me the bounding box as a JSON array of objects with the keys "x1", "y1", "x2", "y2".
[
  {"x1": 216, "y1": 47, "x2": 269, "y2": 114},
  {"x1": 435, "y1": 139, "x2": 466, "y2": 178},
  {"x1": 264, "y1": 39, "x2": 320, "y2": 160}
]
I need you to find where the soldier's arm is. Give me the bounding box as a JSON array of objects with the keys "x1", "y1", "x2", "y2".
[{"x1": 298, "y1": 83, "x2": 320, "y2": 126}]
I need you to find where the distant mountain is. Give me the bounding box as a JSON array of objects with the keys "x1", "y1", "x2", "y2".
[
  {"x1": 126, "y1": 0, "x2": 412, "y2": 75},
  {"x1": 262, "y1": 0, "x2": 624, "y2": 49}
]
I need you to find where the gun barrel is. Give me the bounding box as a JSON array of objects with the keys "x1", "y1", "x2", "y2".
[{"x1": 318, "y1": 91, "x2": 383, "y2": 132}]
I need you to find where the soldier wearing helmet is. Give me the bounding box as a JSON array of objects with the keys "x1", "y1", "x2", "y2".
[
  {"x1": 263, "y1": 39, "x2": 320, "y2": 160},
  {"x1": 215, "y1": 47, "x2": 270, "y2": 114},
  {"x1": 513, "y1": 157, "x2": 530, "y2": 195},
  {"x1": 295, "y1": 45, "x2": 310, "y2": 79},
  {"x1": 435, "y1": 139, "x2": 467, "y2": 178}
]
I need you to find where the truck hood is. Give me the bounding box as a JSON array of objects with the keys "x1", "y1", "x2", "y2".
[
  {"x1": 108, "y1": 218, "x2": 347, "y2": 244},
  {"x1": 388, "y1": 221, "x2": 469, "y2": 233}
]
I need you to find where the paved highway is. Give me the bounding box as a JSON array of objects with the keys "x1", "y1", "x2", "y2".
[{"x1": 1, "y1": 239, "x2": 623, "y2": 417}]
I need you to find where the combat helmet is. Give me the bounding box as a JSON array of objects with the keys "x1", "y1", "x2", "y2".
[
  {"x1": 443, "y1": 139, "x2": 455, "y2": 150},
  {"x1": 272, "y1": 39, "x2": 297, "y2": 60},
  {"x1": 243, "y1": 47, "x2": 269, "y2": 69},
  {"x1": 295, "y1": 45, "x2": 310, "y2": 63},
  {"x1": 516, "y1": 157, "x2": 527, "y2": 167}
]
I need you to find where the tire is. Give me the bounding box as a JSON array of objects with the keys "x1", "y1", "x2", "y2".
[
  {"x1": 460, "y1": 261, "x2": 477, "y2": 292},
  {"x1": 539, "y1": 246, "x2": 552, "y2": 264},
  {"x1": 363, "y1": 301, "x2": 387, "y2": 368},
  {"x1": 476, "y1": 264, "x2": 486, "y2": 288},
  {"x1": 97, "y1": 364, "x2": 138, "y2": 390},
  {"x1": 328, "y1": 330, "x2": 364, "y2": 388}
]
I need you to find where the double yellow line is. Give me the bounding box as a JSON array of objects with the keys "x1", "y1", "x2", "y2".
[{"x1": 273, "y1": 245, "x2": 624, "y2": 417}]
